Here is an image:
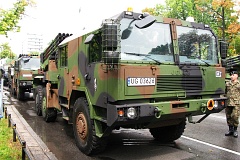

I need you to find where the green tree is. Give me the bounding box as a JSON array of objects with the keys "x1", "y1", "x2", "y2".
[
  {"x1": 229, "y1": 34, "x2": 240, "y2": 56},
  {"x1": 195, "y1": 0, "x2": 239, "y2": 41},
  {"x1": 0, "y1": 43, "x2": 16, "y2": 59},
  {"x1": 0, "y1": 0, "x2": 34, "y2": 36},
  {"x1": 143, "y1": 0, "x2": 198, "y2": 19}
]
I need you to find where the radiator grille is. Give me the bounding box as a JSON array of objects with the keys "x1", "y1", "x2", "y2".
[{"x1": 157, "y1": 75, "x2": 202, "y2": 92}]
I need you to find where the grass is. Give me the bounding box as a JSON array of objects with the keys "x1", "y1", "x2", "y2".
[{"x1": 0, "y1": 116, "x2": 22, "y2": 160}]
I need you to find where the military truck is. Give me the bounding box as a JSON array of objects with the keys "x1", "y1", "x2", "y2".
[
  {"x1": 10, "y1": 54, "x2": 40, "y2": 100},
  {"x1": 33, "y1": 10, "x2": 228, "y2": 155}
]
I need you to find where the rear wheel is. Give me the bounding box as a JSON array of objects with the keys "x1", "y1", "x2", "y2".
[
  {"x1": 73, "y1": 97, "x2": 107, "y2": 155},
  {"x1": 35, "y1": 86, "x2": 43, "y2": 116},
  {"x1": 41, "y1": 87, "x2": 57, "y2": 122},
  {"x1": 149, "y1": 119, "x2": 186, "y2": 143}
]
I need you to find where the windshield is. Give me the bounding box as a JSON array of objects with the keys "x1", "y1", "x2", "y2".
[
  {"x1": 20, "y1": 57, "x2": 40, "y2": 70},
  {"x1": 120, "y1": 18, "x2": 174, "y2": 63},
  {"x1": 177, "y1": 26, "x2": 218, "y2": 65}
]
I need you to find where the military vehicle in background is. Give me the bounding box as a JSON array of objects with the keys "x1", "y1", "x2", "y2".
[
  {"x1": 226, "y1": 54, "x2": 240, "y2": 79},
  {"x1": 1, "y1": 58, "x2": 14, "y2": 86},
  {"x1": 10, "y1": 54, "x2": 40, "y2": 100},
  {"x1": 33, "y1": 9, "x2": 228, "y2": 155}
]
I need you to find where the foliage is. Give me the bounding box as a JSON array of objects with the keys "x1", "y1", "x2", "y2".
[
  {"x1": 0, "y1": 0, "x2": 35, "y2": 36},
  {"x1": 0, "y1": 43, "x2": 16, "y2": 59},
  {"x1": 0, "y1": 118, "x2": 21, "y2": 160},
  {"x1": 195, "y1": 0, "x2": 239, "y2": 41},
  {"x1": 228, "y1": 34, "x2": 240, "y2": 56}
]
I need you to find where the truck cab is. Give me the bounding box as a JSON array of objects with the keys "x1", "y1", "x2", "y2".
[
  {"x1": 33, "y1": 10, "x2": 228, "y2": 155},
  {"x1": 11, "y1": 54, "x2": 40, "y2": 100}
]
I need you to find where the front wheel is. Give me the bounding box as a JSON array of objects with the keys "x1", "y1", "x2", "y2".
[
  {"x1": 17, "y1": 87, "x2": 24, "y2": 101},
  {"x1": 41, "y1": 87, "x2": 57, "y2": 122},
  {"x1": 73, "y1": 97, "x2": 107, "y2": 155},
  {"x1": 149, "y1": 119, "x2": 186, "y2": 143}
]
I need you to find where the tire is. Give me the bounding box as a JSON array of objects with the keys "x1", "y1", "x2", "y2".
[
  {"x1": 149, "y1": 119, "x2": 186, "y2": 143},
  {"x1": 41, "y1": 87, "x2": 57, "y2": 122},
  {"x1": 73, "y1": 97, "x2": 107, "y2": 155},
  {"x1": 17, "y1": 86, "x2": 24, "y2": 101},
  {"x1": 35, "y1": 86, "x2": 43, "y2": 116}
]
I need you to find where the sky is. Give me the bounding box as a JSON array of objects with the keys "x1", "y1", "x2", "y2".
[{"x1": 0, "y1": 0, "x2": 165, "y2": 54}]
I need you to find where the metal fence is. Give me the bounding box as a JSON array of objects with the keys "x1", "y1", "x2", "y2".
[{"x1": 5, "y1": 107, "x2": 32, "y2": 160}]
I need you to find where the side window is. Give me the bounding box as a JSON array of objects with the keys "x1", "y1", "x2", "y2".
[
  {"x1": 59, "y1": 45, "x2": 68, "y2": 67},
  {"x1": 89, "y1": 34, "x2": 102, "y2": 63}
]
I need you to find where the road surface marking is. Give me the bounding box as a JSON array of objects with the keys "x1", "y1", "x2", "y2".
[{"x1": 182, "y1": 136, "x2": 240, "y2": 156}]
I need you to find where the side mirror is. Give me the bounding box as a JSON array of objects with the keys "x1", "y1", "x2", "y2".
[
  {"x1": 84, "y1": 34, "x2": 94, "y2": 44},
  {"x1": 135, "y1": 15, "x2": 156, "y2": 29},
  {"x1": 221, "y1": 59, "x2": 226, "y2": 67},
  {"x1": 121, "y1": 27, "x2": 132, "y2": 40},
  {"x1": 14, "y1": 61, "x2": 19, "y2": 71},
  {"x1": 219, "y1": 41, "x2": 228, "y2": 59},
  {"x1": 10, "y1": 68, "x2": 14, "y2": 76}
]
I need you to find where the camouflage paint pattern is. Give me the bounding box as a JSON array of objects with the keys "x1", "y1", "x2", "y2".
[
  {"x1": 225, "y1": 80, "x2": 240, "y2": 127},
  {"x1": 225, "y1": 106, "x2": 240, "y2": 127},
  {"x1": 34, "y1": 11, "x2": 227, "y2": 137}
]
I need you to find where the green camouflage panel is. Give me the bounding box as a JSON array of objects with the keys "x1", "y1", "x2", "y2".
[{"x1": 16, "y1": 70, "x2": 34, "y2": 81}]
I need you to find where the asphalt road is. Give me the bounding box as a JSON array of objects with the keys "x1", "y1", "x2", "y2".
[{"x1": 7, "y1": 91, "x2": 240, "y2": 160}]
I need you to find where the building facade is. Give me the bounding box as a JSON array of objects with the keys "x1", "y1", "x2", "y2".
[{"x1": 22, "y1": 33, "x2": 44, "y2": 54}]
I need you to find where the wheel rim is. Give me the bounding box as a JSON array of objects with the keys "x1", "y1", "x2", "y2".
[{"x1": 76, "y1": 112, "x2": 88, "y2": 140}]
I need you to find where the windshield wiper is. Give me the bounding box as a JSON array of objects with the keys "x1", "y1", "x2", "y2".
[
  {"x1": 124, "y1": 52, "x2": 162, "y2": 65},
  {"x1": 198, "y1": 59, "x2": 210, "y2": 66}
]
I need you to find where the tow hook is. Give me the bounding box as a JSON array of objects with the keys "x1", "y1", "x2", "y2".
[
  {"x1": 154, "y1": 107, "x2": 162, "y2": 119},
  {"x1": 201, "y1": 102, "x2": 207, "y2": 113}
]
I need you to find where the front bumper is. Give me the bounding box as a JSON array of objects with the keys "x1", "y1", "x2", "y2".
[{"x1": 106, "y1": 97, "x2": 227, "y2": 127}]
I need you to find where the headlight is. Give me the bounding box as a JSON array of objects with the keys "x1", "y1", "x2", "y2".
[
  {"x1": 213, "y1": 101, "x2": 218, "y2": 109},
  {"x1": 127, "y1": 107, "x2": 137, "y2": 119},
  {"x1": 23, "y1": 82, "x2": 26, "y2": 86}
]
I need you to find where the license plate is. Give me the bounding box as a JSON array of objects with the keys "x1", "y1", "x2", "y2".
[{"x1": 127, "y1": 77, "x2": 155, "y2": 86}]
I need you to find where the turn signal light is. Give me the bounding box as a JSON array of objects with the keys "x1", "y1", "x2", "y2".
[
  {"x1": 76, "y1": 78, "x2": 81, "y2": 86},
  {"x1": 221, "y1": 101, "x2": 225, "y2": 106},
  {"x1": 207, "y1": 99, "x2": 214, "y2": 110},
  {"x1": 118, "y1": 110, "x2": 124, "y2": 117}
]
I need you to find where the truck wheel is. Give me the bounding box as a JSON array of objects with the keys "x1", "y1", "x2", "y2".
[
  {"x1": 41, "y1": 87, "x2": 57, "y2": 122},
  {"x1": 73, "y1": 97, "x2": 107, "y2": 155},
  {"x1": 149, "y1": 119, "x2": 186, "y2": 143},
  {"x1": 35, "y1": 86, "x2": 43, "y2": 116},
  {"x1": 17, "y1": 87, "x2": 24, "y2": 101}
]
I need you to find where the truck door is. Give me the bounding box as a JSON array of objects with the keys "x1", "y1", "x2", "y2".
[{"x1": 58, "y1": 45, "x2": 69, "y2": 98}]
